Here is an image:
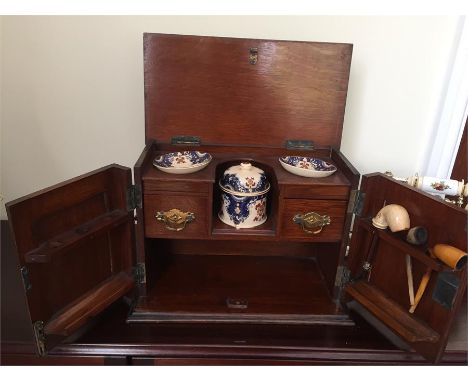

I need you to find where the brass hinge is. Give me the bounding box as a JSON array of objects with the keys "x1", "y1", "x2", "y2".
[
  {"x1": 171, "y1": 136, "x2": 201, "y2": 146},
  {"x1": 20, "y1": 266, "x2": 32, "y2": 291},
  {"x1": 133, "y1": 263, "x2": 146, "y2": 285},
  {"x1": 285, "y1": 140, "x2": 314, "y2": 150},
  {"x1": 347, "y1": 189, "x2": 365, "y2": 216},
  {"x1": 33, "y1": 321, "x2": 46, "y2": 357},
  {"x1": 126, "y1": 184, "x2": 142, "y2": 211},
  {"x1": 335, "y1": 265, "x2": 351, "y2": 288}
]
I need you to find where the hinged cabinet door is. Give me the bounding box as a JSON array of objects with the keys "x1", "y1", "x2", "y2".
[
  {"x1": 345, "y1": 173, "x2": 467, "y2": 363},
  {"x1": 6, "y1": 165, "x2": 136, "y2": 356}
]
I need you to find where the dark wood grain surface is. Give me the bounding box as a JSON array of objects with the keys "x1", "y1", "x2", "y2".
[
  {"x1": 131, "y1": 254, "x2": 344, "y2": 323},
  {"x1": 5, "y1": 166, "x2": 135, "y2": 353},
  {"x1": 143, "y1": 151, "x2": 351, "y2": 189},
  {"x1": 280, "y1": 199, "x2": 347, "y2": 241},
  {"x1": 346, "y1": 281, "x2": 440, "y2": 343},
  {"x1": 144, "y1": 194, "x2": 210, "y2": 238},
  {"x1": 2, "y1": 220, "x2": 466, "y2": 365},
  {"x1": 144, "y1": 34, "x2": 352, "y2": 148}
]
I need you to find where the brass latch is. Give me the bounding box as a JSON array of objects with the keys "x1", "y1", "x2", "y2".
[{"x1": 249, "y1": 47, "x2": 258, "y2": 65}]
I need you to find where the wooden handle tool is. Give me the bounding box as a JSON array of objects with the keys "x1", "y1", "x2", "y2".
[
  {"x1": 409, "y1": 267, "x2": 432, "y2": 314},
  {"x1": 405, "y1": 255, "x2": 415, "y2": 306}
]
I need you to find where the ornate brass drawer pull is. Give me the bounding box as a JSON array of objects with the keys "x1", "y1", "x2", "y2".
[
  {"x1": 293, "y1": 212, "x2": 331, "y2": 234},
  {"x1": 155, "y1": 208, "x2": 195, "y2": 231}
]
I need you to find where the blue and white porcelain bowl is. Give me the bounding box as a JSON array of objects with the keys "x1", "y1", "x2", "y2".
[
  {"x1": 218, "y1": 162, "x2": 270, "y2": 229},
  {"x1": 279, "y1": 156, "x2": 337, "y2": 178},
  {"x1": 153, "y1": 151, "x2": 212, "y2": 174}
]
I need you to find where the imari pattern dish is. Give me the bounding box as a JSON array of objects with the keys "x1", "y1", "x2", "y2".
[
  {"x1": 218, "y1": 162, "x2": 270, "y2": 229},
  {"x1": 279, "y1": 156, "x2": 337, "y2": 178},
  {"x1": 153, "y1": 151, "x2": 212, "y2": 174}
]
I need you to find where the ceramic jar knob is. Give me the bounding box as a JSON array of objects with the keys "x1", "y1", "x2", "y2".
[{"x1": 372, "y1": 204, "x2": 410, "y2": 232}]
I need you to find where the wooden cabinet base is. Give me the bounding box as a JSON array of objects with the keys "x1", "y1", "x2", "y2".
[
  {"x1": 2, "y1": 343, "x2": 466, "y2": 366},
  {"x1": 1, "y1": 354, "x2": 127, "y2": 366}
]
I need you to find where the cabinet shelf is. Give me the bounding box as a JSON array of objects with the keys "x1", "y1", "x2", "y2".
[
  {"x1": 211, "y1": 217, "x2": 276, "y2": 238},
  {"x1": 358, "y1": 219, "x2": 445, "y2": 272},
  {"x1": 345, "y1": 280, "x2": 439, "y2": 343},
  {"x1": 24, "y1": 210, "x2": 131, "y2": 263},
  {"x1": 129, "y1": 254, "x2": 350, "y2": 325},
  {"x1": 44, "y1": 272, "x2": 134, "y2": 337}
]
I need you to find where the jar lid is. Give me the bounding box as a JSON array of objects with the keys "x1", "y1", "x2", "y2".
[{"x1": 219, "y1": 162, "x2": 270, "y2": 195}]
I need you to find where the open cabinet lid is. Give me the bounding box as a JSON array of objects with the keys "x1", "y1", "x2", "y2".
[
  {"x1": 144, "y1": 33, "x2": 353, "y2": 148},
  {"x1": 345, "y1": 173, "x2": 467, "y2": 363},
  {"x1": 6, "y1": 165, "x2": 136, "y2": 356}
]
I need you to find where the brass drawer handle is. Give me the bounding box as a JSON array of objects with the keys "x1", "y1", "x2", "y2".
[
  {"x1": 293, "y1": 212, "x2": 331, "y2": 234},
  {"x1": 155, "y1": 208, "x2": 195, "y2": 231}
]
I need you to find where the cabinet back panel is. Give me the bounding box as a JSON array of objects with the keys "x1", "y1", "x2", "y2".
[
  {"x1": 138, "y1": 254, "x2": 338, "y2": 317},
  {"x1": 150, "y1": 239, "x2": 318, "y2": 257}
]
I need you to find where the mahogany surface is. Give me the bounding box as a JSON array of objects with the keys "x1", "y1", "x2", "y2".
[
  {"x1": 5, "y1": 165, "x2": 136, "y2": 352},
  {"x1": 280, "y1": 199, "x2": 347, "y2": 241},
  {"x1": 144, "y1": 149, "x2": 351, "y2": 189},
  {"x1": 144, "y1": 34, "x2": 352, "y2": 148},
  {"x1": 144, "y1": 194, "x2": 210, "y2": 238},
  {"x1": 141, "y1": 148, "x2": 352, "y2": 242},
  {"x1": 2, "y1": 221, "x2": 466, "y2": 365},
  {"x1": 346, "y1": 281, "x2": 440, "y2": 343},
  {"x1": 134, "y1": 144, "x2": 355, "y2": 323},
  {"x1": 131, "y1": 253, "x2": 346, "y2": 323},
  {"x1": 44, "y1": 272, "x2": 134, "y2": 336}
]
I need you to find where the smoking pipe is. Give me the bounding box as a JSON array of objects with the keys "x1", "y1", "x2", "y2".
[{"x1": 372, "y1": 204, "x2": 410, "y2": 232}]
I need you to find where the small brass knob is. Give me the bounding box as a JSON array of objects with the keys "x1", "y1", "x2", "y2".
[
  {"x1": 155, "y1": 208, "x2": 195, "y2": 231},
  {"x1": 293, "y1": 212, "x2": 331, "y2": 234}
]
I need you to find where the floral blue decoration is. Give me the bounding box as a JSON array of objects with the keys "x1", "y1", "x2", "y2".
[
  {"x1": 220, "y1": 172, "x2": 268, "y2": 193},
  {"x1": 154, "y1": 151, "x2": 211, "y2": 168},
  {"x1": 221, "y1": 193, "x2": 264, "y2": 225},
  {"x1": 280, "y1": 156, "x2": 336, "y2": 172}
]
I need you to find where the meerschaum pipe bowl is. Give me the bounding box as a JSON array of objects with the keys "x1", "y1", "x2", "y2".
[{"x1": 372, "y1": 204, "x2": 410, "y2": 232}]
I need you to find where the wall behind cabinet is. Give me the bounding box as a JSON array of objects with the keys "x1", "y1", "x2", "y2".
[{"x1": 0, "y1": 16, "x2": 461, "y2": 218}]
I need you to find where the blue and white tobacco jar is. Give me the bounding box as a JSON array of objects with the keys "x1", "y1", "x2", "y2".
[{"x1": 218, "y1": 162, "x2": 270, "y2": 229}]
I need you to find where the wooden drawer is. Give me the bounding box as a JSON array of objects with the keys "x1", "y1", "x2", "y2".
[
  {"x1": 144, "y1": 194, "x2": 209, "y2": 238},
  {"x1": 280, "y1": 199, "x2": 347, "y2": 241}
]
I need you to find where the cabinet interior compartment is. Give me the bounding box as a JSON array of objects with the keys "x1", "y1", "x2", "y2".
[{"x1": 129, "y1": 238, "x2": 350, "y2": 325}]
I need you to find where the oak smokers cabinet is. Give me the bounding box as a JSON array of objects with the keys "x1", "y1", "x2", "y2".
[{"x1": 6, "y1": 34, "x2": 467, "y2": 364}]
